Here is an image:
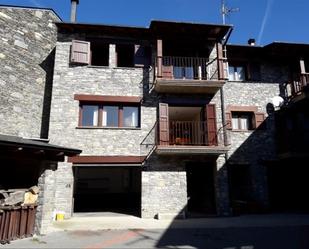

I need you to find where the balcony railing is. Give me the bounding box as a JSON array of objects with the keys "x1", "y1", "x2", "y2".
[
  {"x1": 161, "y1": 56, "x2": 210, "y2": 80},
  {"x1": 169, "y1": 121, "x2": 215, "y2": 146},
  {"x1": 285, "y1": 73, "x2": 309, "y2": 99}
]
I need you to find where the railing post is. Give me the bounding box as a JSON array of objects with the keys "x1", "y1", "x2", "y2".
[{"x1": 157, "y1": 39, "x2": 163, "y2": 78}]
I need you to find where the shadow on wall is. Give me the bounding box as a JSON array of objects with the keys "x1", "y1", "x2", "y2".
[
  {"x1": 40, "y1": 48, "x2": 56, "y2": 139},
  {"x1": 225, "y1": 103, "x2": 279, "y2": 215}
]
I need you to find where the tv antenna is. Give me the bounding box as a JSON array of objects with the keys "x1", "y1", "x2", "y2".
[{"x1": 221, "y1": 0, "x2": 239, "y2": 24}]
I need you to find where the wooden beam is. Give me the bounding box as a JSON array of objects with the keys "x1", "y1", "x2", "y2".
[
  {"x1": 157, "y1": 39, "x2": 163, "y2": 78},
  {"x1": 74, "y1": 94, "x2": 142, "y2": 103},
  {"x1": 68, "y1": 155, "x2": 146, "y2": 164}
]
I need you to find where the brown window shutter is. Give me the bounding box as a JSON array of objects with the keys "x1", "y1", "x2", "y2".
[
  {"x1": 71, "y1": 40, "x2": 91, "y2": 65},
  {"x1": 134, "y1": 45, "x2": 151, "y2": 67},
  {"x1": 255, "y1": 112, "x2": 265, "y2": 128},
  {"x1": 159, "y1": 103, "x2": 169, "y2": 145},
  {"x1": 225, "y1": 112, "x2": 232, "y2": 130},
  {"x1": 206, "y1": 104, "x2": 218, "y2": 146},
  {"x1": 216, "y1": 43, "x2": 224, "y2": 80}
]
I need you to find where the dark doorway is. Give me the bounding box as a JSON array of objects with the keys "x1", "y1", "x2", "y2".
[
  {"x1": 267, "y1": 160, "x2": 309, "y2": 213},
  {"x1": 73, "y1": 166, "x2": 141, "y2": 216},
  {"x1": 186, "y1": 162, "x2": 216, "y2": 216}
]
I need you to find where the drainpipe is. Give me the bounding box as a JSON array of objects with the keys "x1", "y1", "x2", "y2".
[
  {"x1": 70, "y1": 0, "x2": 79, "y2": 23},
  {"x1": 221, "y1": 27, "x2": 233, "y2": 159},
  {"x1": 220, "y1": 87, "x2": 229, "y2": 161}
]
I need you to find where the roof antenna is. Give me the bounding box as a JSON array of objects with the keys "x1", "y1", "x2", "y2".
[{"x1": 221, "y1": 0, "x2": 239, "y2": 24}]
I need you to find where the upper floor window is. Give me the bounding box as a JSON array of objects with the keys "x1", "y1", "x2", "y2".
[
  {"x1": 79, "y1": 103, "x2": 140, "y2": 128},
  {"x1": 231, "y1": 112, "x2": 254, "y2": 130},
  {"x1": 228, "y1": 65, "x2": 246, "y2": 81},
  {"x1": 226, "y1": 106, "x2": 265, "y2": 131},
  {"x1": 90, "y1": 40, "x2": 109, "y2": 66},
  {"x1": 70, "y1": 40, "x2": 151, "y2": 68},
  {"x1": 116, "y1": 44, "x2": 135, "y2": 67}
]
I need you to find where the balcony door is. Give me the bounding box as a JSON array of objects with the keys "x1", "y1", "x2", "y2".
[{"x1": 158, "y1": 103, "x2": 217, "y2": 146}]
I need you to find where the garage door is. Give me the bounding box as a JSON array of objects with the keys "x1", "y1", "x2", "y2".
[{"x1": 73, "y1": 166, "x2": 141, "y2": 216}]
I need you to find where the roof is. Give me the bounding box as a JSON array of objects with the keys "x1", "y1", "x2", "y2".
[
  {"x1": 227, "y1": 41, "x2": 309, "y2": 59},
  {"x1": 0, "y1": 4, "x2": 62, "y2": 21},
  {"x1": 264, "y1": 42, "x2": 309, "y2": 57},
  {"x1": 56, "y1": 22, "x2": 150, "y2": 39},
  {"x1": 0, "y1": 134, "x2": 81, "y2": 157},
  {"x1": 56, "y1": 20, "x2": 233, "y2": 41},
  {"x1": 150, "y1": 20, "x2": 232, "y2": 40}
]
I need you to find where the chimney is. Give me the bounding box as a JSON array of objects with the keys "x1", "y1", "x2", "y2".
[
  {"x1": 248, "y1": 38, "x2": 256, "y2": 46},
  {"x1": 70, "y1": 0, "x2": 79, "y2": 22}
]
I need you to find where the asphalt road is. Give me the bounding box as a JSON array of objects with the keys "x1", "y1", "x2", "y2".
[{"x1": 2, "y1": 225, "x2": 309, "y2": 249}]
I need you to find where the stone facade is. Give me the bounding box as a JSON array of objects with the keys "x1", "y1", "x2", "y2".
[
  {"x1": 0, "y1": 6, "x2": 60, "y2": 138},
  {"x1": 1, "y1": 6, "x2": 298, "y2": 233}
]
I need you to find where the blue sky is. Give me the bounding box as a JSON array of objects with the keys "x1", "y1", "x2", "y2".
[{"x1": 0, "y1": 0, "x2": 308, "y2": 45}]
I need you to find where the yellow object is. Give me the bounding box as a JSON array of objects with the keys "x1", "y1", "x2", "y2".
[{"x1": 56, "y1": 213, "x2": 65, "y2": 221}]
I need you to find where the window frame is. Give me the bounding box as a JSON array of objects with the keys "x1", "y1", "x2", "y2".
[
  {"x1": 228, "y1": 64, "x2": 247, "y2": 82},
  {"x1": 225, "y1": 105, "x2": 265, "y2": 131},
  {"x1": 78, "y1": 102, "x2": 141, "y2": 128},
  {"x1": 231, "y1": 111, "x2": 254, "y2": 131}
]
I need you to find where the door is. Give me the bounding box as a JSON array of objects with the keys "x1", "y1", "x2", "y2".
[{"x1": 186, "y1": 162, "x2": 216, "y2": 216}]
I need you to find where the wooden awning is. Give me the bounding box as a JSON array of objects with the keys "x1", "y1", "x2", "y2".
[{"x1": 0, "y1": 134, "x2": 81, "y2": 162}]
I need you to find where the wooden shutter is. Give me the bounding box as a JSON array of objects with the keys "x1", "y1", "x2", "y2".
[
  {"x1": 225, "y1": 112, "x2": 232, "y2": 130},
  {"x1": 71, "y1": 40, "x2": 91, "y2": 65},
  {"x1": 206, "y1": 104, "x2": 218, "y2": 146},
  {"x1": 159, "y1": 103, "x2": 169, "y2": 146},
  {"x1": 134, "y1": 45, "x2": 150, "y2": 67},
  {"x1": 255, "y1": 112, "x2": 265, "y2": 128},
  {"x1": 216, "y1": 43, "x2": 224, "y2": 80}
]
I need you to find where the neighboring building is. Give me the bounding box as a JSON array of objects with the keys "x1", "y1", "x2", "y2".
[
  {"x1": 0, "y1": 5, "x2": 60, "y2": 138},
  {"x1": 0, "y1": 5, "x2": 81, "y2": 236},
  {"x1": 271, "y1": 43, "x2": 309, "y2": 213}
]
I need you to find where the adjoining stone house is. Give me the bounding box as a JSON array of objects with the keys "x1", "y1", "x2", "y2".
[
  {"x1": 269, "y1": 43, "x2": 309, "y2": 213},
  {"x1": 0, "y1": 5, "x2": 81, "y2": 235}
]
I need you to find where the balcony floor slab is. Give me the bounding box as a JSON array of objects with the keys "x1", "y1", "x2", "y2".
[{"x1": 156, "y1": 145, "x2": 229, "y2": 155}]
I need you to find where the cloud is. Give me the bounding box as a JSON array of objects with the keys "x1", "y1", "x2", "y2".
[
  {"x1": 257, "y1": 0, "x2": 275, "y2": 45},
  {"x1": 29, "y1": 0, "x2": 42, "y2": 7}
]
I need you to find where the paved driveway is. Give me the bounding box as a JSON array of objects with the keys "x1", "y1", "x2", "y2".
[{"x1": 2, "y1": 214, "x2": 309, "y2": 249}]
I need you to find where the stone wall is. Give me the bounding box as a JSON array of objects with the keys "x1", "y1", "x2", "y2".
[
  {"x1": 0, "y1": 6, "x2": 59, "y2": 138},
  {"x1": 35, "y1": 162, "x2": 57, "y2": 235},
  {"x1": 49, "y1": 40, "x2": 156, "y2": 156},
  {"x1": 218, "y1": 68, "x2": 282, "y2": 206}
]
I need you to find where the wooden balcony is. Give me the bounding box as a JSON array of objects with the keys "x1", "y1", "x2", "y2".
[
  {"x1": 284, "y1": 73, "x2": 309, "y2": 101},
  {"x1": 154, "y1": 55, "x2": 226, "y2": 94},
  {"x1": 156, "y1": 120, "x2": 228, "y2": 155}
]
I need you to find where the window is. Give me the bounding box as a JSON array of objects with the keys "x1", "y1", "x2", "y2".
[
  {"x1": 123, "y1": 107, "x2": 139, "y2": 127},
  {"x1": 80, "y1": 103, "x2": 140, "y2": 128},
  {"x1": 81, "y1": 105, "x2": 99, "y2": 126},
  {"x1": 71, "y1": 40, "x2": 151, "y2": 68},
  {"x1": 228, "y1": 65, "x2": 246, "y2": 81},
  {"x1": 90, "y1": 41, "x2": 109, "y2": 66},
  {"x1": 103, "y1": 106, "x2": 118, "y2": 127},
  {"x1": 231, "y1": 112, "x2": 253, "y2": 130},
  {"x1": 116, "y1": 44, "x2": 135, "y2": 67}
]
